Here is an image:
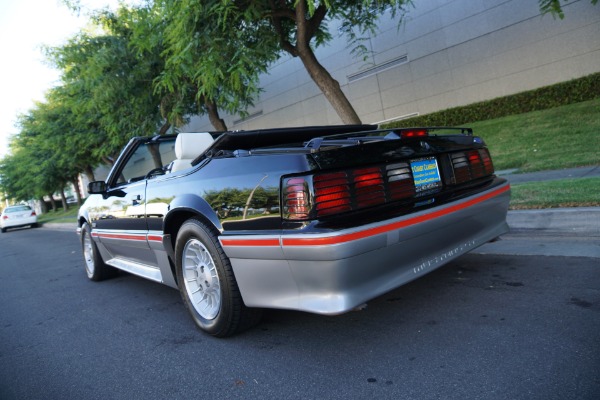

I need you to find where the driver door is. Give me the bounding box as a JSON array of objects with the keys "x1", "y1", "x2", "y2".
[{"x1": 91, "y1": 138, "x2": 176, "y2": 266}]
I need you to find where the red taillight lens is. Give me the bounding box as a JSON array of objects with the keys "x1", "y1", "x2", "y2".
[
  {"x1": 478, "y1": 148, "x2": 495, "y2": 175},
  {"x1": 467, "y1": 150, "x2": 485, "y2": 178},
  {"x1": 31, "y1": 211, "x2": 37, "y2": 216},
  {"x1": 283, "y1": 177, "x2": 310, "y2": 220},
  {"x1": 450, "y1": 148, "x2": 495, "y2": 184},
  {"x1": 314, "y1": 172, "x2": 352, "y2": 217},
  {"x1": 353, "y1": 167, "x2": 383, "y2": 187},
  {"x1": 283, "y1": 161, "x2": 424, "y2": 220},
  {"x1": 2, "y1": 215, "x2": 8, "y2": 220},
  {"x1": 401, "y1": 129, "x2": 428, "y2": 139},
  {"x1": 352, "y1": 167, "x2": 385, "y2": 208}
]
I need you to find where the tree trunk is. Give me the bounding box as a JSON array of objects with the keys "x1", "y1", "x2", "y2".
[
  {"x1": 39, "y1": 197, "x2": 48, "y2": 214},
  {"x1": 84, "y1": 165, "x2": 96, "y2": 183},
  {"x1": 60, "y1": 189, "x2": 68, "y2": 211},
  {"x1": 102, "y1": 156, "x2": 115, "y2": 166},
  {"x1": 242, "y1": 174, "x2": 269, "y2": 220},
  {"x1": 296, "y1": 46, "x2": 362, "y2": 124},
  {"x1": 71, "y1": 177, "x2": 83, "y2": 207},
  {"x1": 204, "y1": 98, "x2": 227, "y2": 131},
  {"x1": 158, "y1": 121, "x2": 171, "y2": 135},
  {"x1": 290, "y1": 1, "x2": 362, "y2": 125},
  {"x1": 48, "y1": 193, "x2": 57, "y2": 212},
  {"x1": 147, "y1": 143, "x2": 164, "y2": 169}
]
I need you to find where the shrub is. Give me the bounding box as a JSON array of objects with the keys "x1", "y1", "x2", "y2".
[{"x1": 382, "y1": 72, "x2": 600, "y2": 128}]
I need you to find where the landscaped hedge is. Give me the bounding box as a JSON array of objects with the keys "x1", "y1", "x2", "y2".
[{"x1": 382, "y1": 72, "x2": 600, "y2": 128}]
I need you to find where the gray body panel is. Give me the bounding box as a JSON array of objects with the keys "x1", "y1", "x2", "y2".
[{"x1": 220, "y1": 183, "x2": 510, "y2": 314}]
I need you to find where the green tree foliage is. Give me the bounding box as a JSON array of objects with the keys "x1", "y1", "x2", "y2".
[
  {"x1": 161, "y1": 0, "x2": 412, "y2": 125},
  {"x1": 0, "y1": 151, "x2": 39, "y2": 203},
  {"x1": 0, "y1": 99, "x2": 80, "y2": 209},
  {"x1": 2, "y1": 5, "x2": 167, "y2": 205},
  {"x1": 539, "y1": 0, "x2": 598, "y2": 18},
  {"x1": 46, "y1": 5, "x2": 168, "y2": 159},
  {"x1": 152, "y1": 0, "x2": 281, "y2": 131},
  {"x1": 1, "y1": 4, "x2": 179, "y2": 204}
]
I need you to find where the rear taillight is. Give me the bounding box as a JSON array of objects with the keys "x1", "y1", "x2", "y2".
[
  {"x1": 2, "y1": 215, "x2": 7, "y2": 220},
  {"x1": 31, "y1": 211, "x2": 37, "y2": 216},
  {"x1": 283, "y1": 163, "x2": 419, "y2": 220},
  {"x1": 478, "y1": 149, "x2": 495, "y2": 175},
  {"x1": 450, "y1": 148, "x2": 495, "y2": 184},
  {"x1": 283, "y1": 177, "x2": 311, "y2": 220},
  {"x1": 352, "y1": 167, "x2": 385, "y2": 209},
  {"x1": 467, "y1": 150, "x2": 486, "y2": 179},
  {"x1": 283, "y1": 147, "x2": 495, "y2": 221},
  {"x1": 314, "y1": 172, "x2": 352, "y2": 217},
  {"x1": 386, "y1": 163, "x2": 415, "y2": 201}
]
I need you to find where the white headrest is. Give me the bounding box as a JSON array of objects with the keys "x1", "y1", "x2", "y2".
[{"x1": 175, "y1": 132, "x2": 214, "y2": 160}]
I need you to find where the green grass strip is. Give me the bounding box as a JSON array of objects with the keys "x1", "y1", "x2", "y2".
[{"x1": 510, "y1": 177, "x2": 600, "y2": 209}]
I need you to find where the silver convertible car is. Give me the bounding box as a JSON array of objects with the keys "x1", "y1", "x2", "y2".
[{"x1": 78, "y1": 125, "x2": 510, "y2": 337}]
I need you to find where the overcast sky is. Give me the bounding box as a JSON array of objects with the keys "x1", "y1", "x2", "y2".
[{"x1": 0, "y1": 0, "x2": 124, "y2": 159}]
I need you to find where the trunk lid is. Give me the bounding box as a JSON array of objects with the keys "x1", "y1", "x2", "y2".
[{"x1": 277, "y1": 127, "x2": 497, "y2": 221}]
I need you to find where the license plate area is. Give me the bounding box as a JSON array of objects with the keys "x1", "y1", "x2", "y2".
[{"x1": 411, "y1": 157, "x2": 442, "y2": 194}]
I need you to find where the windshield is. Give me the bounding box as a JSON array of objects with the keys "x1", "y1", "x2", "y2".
[{"x1": 5, "y1": 206, "x2": 32, "y2": 213}]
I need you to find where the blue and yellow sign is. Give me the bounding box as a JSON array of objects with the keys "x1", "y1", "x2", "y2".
[{"x1": 411, "y1": 158, "x2": 441, "y2": 192}]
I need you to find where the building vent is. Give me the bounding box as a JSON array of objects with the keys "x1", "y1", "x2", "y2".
[
  {"x1": 347, "y1": 55, "x2": 408, "y2": 83},
  {"x1": 233, "y1": 110, "x2": 263, "y2": 125},
  {"x1": 374, "y1": 112, "x2": 419, "y2": 125}
]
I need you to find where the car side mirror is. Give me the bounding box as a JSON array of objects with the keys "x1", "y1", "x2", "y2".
[{"x1": 88, "y1": 181, "x2": 107, "y2": 194}]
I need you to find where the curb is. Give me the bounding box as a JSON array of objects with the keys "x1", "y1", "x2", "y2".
[
  {"x1": 41, "y1": 222, "x2": 78, "y2": 232},
  {"x1": 507, "y1": 207, "x2": 600, "y2": 235}
]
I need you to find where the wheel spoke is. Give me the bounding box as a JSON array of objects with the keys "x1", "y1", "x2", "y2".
[
  {"x1": 191, "y1": 286, "x2": 203, "y2": 294},
  {"x1": 183, "y1": 263, "x2": 196, "y2": 271}
]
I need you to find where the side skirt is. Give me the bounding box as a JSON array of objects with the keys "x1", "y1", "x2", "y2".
[{"x1": 105, "y1": 257, "x2": 163, "y2": 283}]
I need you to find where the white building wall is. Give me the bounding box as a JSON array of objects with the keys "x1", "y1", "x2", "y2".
[{"x1": 183, "y1": 0, "x2": 600, "y2": 131}]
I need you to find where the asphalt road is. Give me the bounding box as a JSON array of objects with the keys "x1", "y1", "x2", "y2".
[{"x1": 1, "y1": 227, "x2": 599, "y2": 400}]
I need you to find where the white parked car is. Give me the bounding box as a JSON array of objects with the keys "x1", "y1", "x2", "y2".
[{"x1": 1, "y1": 205, "x2": 38, "y2": 233}]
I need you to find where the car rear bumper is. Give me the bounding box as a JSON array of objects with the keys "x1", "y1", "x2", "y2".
[
  {"x1": 220, "y1": 181, "x2": 511, "y2": 315},
  {"x1": 1, "y1": 217, "x2": 37, "y2": 230}
]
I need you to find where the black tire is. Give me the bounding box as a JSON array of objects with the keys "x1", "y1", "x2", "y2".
[
  {"x1": 81, "y1": 222, "x2": 117, "y2": 281},
  {"x1": 175, "y1": 218, "x2": 262, "y2": 337},
  {"x1": 0, "y1": 227, "x2": 6, "y2": 233}
]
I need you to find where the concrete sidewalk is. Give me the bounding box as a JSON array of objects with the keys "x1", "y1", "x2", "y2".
[
  {"x1": 43, "y1": 222, "x2": 78, "y2": 231},
  {"x1": 497, "y1": 165, "x2": 600, "y2": 184}
]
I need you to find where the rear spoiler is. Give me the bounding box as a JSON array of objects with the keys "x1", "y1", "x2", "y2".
[{"x1": 249, "y1": 127, "x2": 474, "y2": 154}]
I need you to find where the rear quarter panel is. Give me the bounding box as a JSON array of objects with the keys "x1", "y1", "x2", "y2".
[{"x1": 145, "y1": 153, "x2": 314, "y2": 234}]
